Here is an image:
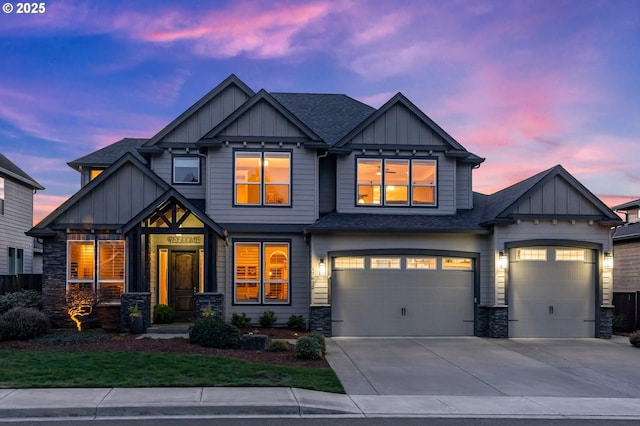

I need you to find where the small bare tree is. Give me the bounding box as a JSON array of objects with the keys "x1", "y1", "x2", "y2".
[{"x1": 66, "y1": 287, "x2": 95, "y2": 331}]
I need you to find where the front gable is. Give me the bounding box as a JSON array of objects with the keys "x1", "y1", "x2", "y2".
[
  {"x1": 203, "y1": 90, "x2": 321, "y2": 143},
  {"x1": 30, "y1": 154, "x2": 170, "y2": 233}
]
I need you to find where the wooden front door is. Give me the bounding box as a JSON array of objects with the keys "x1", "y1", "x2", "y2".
[{"x1": 171, "y1": 251, "x2": 197, "y2": 319}]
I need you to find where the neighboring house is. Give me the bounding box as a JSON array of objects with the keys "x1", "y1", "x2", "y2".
[
  {"x1": 28, "y1": 74, "x2": 622, "y2": 338},
  {"x1": 0, "y1": 153, "x2": 44, "y2": 276},
  {"x1": 611, "y1": 199, "x2": 640, "y2": 331}
]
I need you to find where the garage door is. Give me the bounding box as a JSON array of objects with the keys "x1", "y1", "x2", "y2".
[
  {"x1": 332, "y1": 255, "x2": 475, "y2": 336},
  {"x1": 508, "y1": 247, "x2": 596, "y2": 338}
]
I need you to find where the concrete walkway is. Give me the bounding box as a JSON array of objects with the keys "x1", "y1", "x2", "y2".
[{"x1": 0, "y1": 336, "x2": 639, "y2": 420}]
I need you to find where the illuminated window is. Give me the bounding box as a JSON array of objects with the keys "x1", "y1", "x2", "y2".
[
  {"x1": 357, "y1": 158, "x2": 436, "y2": 206},
  {"x1": 334, "y1": 257, "x2": 365, "y2": 269},
  {"x1": 90, "y1": 169, "x2": 104, "y2": 181},
  {"x1": 234, "y1": 242, "x2": 289, "y2": 304},
  {"x1": 370, "y1": 257, "x2": 401, "y2": 269},
  {"x1": 556, "y1": 249, "x2": 585, "y2": 261},
  {"x1": 67, "y1": 241, "x2": 95, "y2": 294},
  {"x1": 442, "y1": 257, "x2": 473, "y2": 270},
  {"x1": 235, "y1": 152, "x2": 290, "y2": 205},
  {"x1": 98, "y1": 241, "x2": 125, "y2": 303},
  {"x1": 173, "y1": 157, "x2": 200, "y2": 184},
  {"x1": 406, "y1": 257, "x2": 436, "y2": 269},
  {"x1": 516, "y1": 249, "x2": 547, "y2": 261}
]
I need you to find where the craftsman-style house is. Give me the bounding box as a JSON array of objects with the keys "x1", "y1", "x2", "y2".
[{"x1": 28, "y1": 74, "x2": 622, "y2": 338}]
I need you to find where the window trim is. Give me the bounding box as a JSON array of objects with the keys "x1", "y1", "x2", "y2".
[
  {"x1": 233, "y1": 150, "x2": 292, "y2": 207},
  {"x1": 233, "y1": 240, "x2": 291, "y2": 305},
  {"x1": 172, "y1": 155, "x2": 201, "y2": 185},
  {"x1": 97, "y1": 240, "x2": 126, "y2": 304},
  {"x1": 0, "y1": 176, "x2": 4, "y2": 215},
  {"x1": 355, "y1": 156, "x2": 438, "y2": 207}
]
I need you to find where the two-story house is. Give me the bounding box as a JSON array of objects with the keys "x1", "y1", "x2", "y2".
[
  {"x1": 28, "y1": 74, "x2": 622, "y2": 338},
  {"x1": 0, "y1": 153, "x2": 44, "y2": 277},
  {"x1": 611, "y1": 199, "x2": 640, "y2": 331}
]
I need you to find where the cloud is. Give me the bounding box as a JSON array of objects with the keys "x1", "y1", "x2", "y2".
[{"x1": 33, "y1": 193, "x2": 72, "y2": 225}]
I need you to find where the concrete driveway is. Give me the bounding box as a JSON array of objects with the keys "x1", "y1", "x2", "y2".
[{"x1": 326, "y1": 336, "x2": 640, "y2": 397}]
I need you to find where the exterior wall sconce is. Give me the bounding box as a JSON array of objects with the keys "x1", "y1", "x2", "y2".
[
  {"x1": 498, "y1": 252, "x2": 508, "y2": 269},
  {"x1": 318, "y1": 258, "x2": 327, "y2": 276},
  {"x1": 604, "y1": 252, "x2": 614, "y2": 269}
]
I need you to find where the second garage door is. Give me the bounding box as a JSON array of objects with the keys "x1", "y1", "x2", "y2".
[
  {"x1": 508, "y1": 246, "x2": 596, "y2": 338},
  {"x1": 331, "y1": 255, "x2": 475, "y2": 336}
]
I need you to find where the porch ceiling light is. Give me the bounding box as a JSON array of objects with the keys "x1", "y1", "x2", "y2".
[
  {"x1": 318, "y1": 258, "x2": 327, "y2": 276},
  {"x1": 604, "y1": 252, "x2": 614, "y2": 269},
  {"x1": 498, "y1": 252, "x2": 508, "y2": 270}
]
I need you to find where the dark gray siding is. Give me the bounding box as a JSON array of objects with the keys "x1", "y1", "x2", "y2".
[
  {"x1": 151, "y1": 151, "x2": 206, "y2": 200},
  {"x1": 456, "y1": 163, "x2": 473, "y2": 210},
  {"x1": 513, "y1": 176, "x2": 601, "y2": 216},
  {"x1": 217, "y1": 100, "x2": 306, "y2": 138},
  {"x1": 319, "y1": 156, "x2": 336, "y2": 214}
]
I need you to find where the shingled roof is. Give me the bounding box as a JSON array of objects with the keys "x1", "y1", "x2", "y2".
[
  {"x1": 613, "y1": 222, "x2": 640, "y2": 241},
  {"x1": 67, "y1": 138, "x2": 147, "y2": 171},
  {"x1": 270, "y1": 93, "x2": 375, "y2": 146},
  {"x1": 0, "y1": 152, "x2": 44, "y2": 190}
]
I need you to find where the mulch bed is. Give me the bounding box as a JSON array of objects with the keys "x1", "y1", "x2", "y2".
[{"x1": 0, "y1": 328, "x2": 329, "y2": 368}]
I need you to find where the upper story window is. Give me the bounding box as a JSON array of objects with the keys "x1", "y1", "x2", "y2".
[
  {"x1": 90, "y1": 169, "x2": 105, "y2": 181},
  {"x1": 356, "y1": 158, "x2": 436, "y2": 206},
  {"x1": 173, "y1": 156, "x2": 200, "y2": 184},
  {"x1": 235, "y1": 151, "x2": 291, "y2": 206},
  {"x1": 0, "y1": 176, "x2": 4, "y2": 215}
]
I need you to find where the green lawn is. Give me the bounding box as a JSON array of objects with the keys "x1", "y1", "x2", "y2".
[{"x1": 0, "y1": 350, "x2": 344, "y2": 393}]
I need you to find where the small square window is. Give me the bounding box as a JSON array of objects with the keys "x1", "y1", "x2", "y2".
[
  {"x1": 370, "y1": 257, "x2": 401, "y2": 269},
  {"x1": 173, "y1": 157, "x2": 200, "y2": 184}
]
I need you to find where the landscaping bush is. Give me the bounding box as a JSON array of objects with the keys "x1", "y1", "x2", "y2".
[
  {"x1": 231, "y1": 312, "x2": 252, "y2": 328},
  {"x1": 629, "y1": 331, "x2": 640, "y2": 348},
  {"x1": 286, "y1": 314, "x2": 306, "y2": 331},
  {"x1": 152, "y1": 304, "x2": 174, "y2": 324},
  {"x1": 259, "y1": 311, "x2": 277, "y2": 328},
  {"x1": 267, "y1": 339, "x2": 290, "y2": 352},
  {"x1": 294, "y1": 336, "x2": 323, "y2": 360},
  {"x1": 189, "y1": 314, "x2": 241, "y2": 349},
  {"x1": 308, "y1": 331, "x2": 327, "y2": 354},
  {"x1": 0, "y1": 307, "x2": 50, "y2": 341},
  {"x1": 0, "y1": 290, "x2": 42, "y2": 315}
]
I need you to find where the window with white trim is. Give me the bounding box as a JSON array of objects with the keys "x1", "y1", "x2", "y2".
[
  {"x1": 357, "y1": 158, "x2": 436, "y2": 206},
  {"x1": 442, "y1": 257, "x2": 473, "y2": 270},
  {"x1": 67, "y1": 240, "x2": 126, "y2": 303},
  {"x1": 516, "y1": 249, "x2": 547, "y2": 261},
  {"x1": 234, "y1": 242, "x2": 289, "y2": 304},
  {"x1": 235, "y1": 152, "x2": 290, "y2": 205},
  {"x1": 173, "y1": 156, "x2": 200, "y2": 184},
  {"x1": 8, "y1": 247, "x2": 23, "y2": 275},
  {"x1": 68, "y1": 241, "x2": 95, "y2": 294},
  {"x1": 555, "y1": 249, "x2": 585, "y2": 261},
  {"x1": 406, "y1": 257, "x2": 437, "y2": 269},
  {"x1": 333, "y1": 256, "x2": 365, "y2": 269},
  {"x1": 98, "y1": 241, "x2": 125, "y2": 303},
  {"x1": 370, "y1": 257, "x2": 401, "y2": 269}
]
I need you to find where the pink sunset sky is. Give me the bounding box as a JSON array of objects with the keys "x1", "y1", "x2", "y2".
[{"x1": 0, "y1": 0, "x2": 638, "y2": 224}]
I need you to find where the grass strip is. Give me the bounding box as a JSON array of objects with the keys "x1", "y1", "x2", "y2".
[{"x1": 0, "y1": 350, "x2": 344, "y2": 393}]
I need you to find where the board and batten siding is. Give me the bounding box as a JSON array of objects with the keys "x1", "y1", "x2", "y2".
[
  {"x1": 161, "y1": 84, "x2": 252, "y2": 143},
  {"x1": 151, "y1": 151, "x2": 206, "y2": 200},
  {"x1": 493, "y1": 221, "x2": 613, "y2": 305},
  {"x1": 310, "y1": 233, "x2": 491, "y2": 306},
  {"x1": 335, "y1": 152, "x2": 458, "y2": 214},
  {"x1": 224, "y1": 233, "x2": 310, "y2": 325},
  {"x1": 54, "y1": 162, "x2": 167, "y2": 226},
  {"x1": 217, "y1": 100, "x2": 307, "y2": 139},
  {"x1": 0, "y1": 178, "x2": 35, "y2": 274},
  {"x1": 348, "y1": 103, "x2": 451, "y2": 146},
  {"x1": 206, "y1": 144, "x2": 317, "y2": 224},
  {"x1": 613, "y1": 240, "x2": 640, "y2": 292},
  {"x1": 513, "y1": 176, "x2": 602, "y2": 216}
]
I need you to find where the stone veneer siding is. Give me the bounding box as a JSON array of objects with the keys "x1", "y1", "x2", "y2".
[
  {"x1": 195, "y1": 293, "x2": 224, "y2": 319},
  {"x1": 477, "y1": 306, "x2": 509, "y2": 338},
  {"x1": 309, "y1": 305, "x2": 331, "y2": 336},
  {"x1": 599, "y1": 306, "x2": 613, "y2": 339},
  {"x1": 42, "y1": 237, "x2": 75, "y2": 328},
  {"x1": 121, "y1": 293, "x2": 151, "y2": 333}
]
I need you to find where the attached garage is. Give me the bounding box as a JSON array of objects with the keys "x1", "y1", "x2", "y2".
[
  {"x1": 331, "y1": 254, "x2": 476, "y2": 336},
  {"x1": 508, "y1": 246, "x2": 596, "y2": 338}
]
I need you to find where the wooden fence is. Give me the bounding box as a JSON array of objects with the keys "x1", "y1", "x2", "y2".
[
  {"x1": 0, "y1": 274, "x2": 42, "y2": 294},
  {"x1": 613, "y1": 292, "x2": 640, "y2": 333}
]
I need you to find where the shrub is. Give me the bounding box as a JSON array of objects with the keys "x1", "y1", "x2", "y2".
[
  {"x1": 267, "y1": 339, "x2": 290, "y2": 352},
  {"x1": 259, "y1": 311, "x2": 277, "y2": 328},
  {"x1": 294, "y1": 336, "x2": 323, "y2": 360},
  {"x1": 0, "y1": 290, "x2": 42, "y2": 315},
  {"x1": 286, "y1": 315, "x2": 306, "y2": 331},
  {"x1": 308, "y1": 331, "x2": 327, "y2": 354},
  {"x1": 0, "y1": 307, "x2": 50, "y2": 341},
  {"x1": 200, "y1": 303, "x2": 216, "y2": 317},
  {"x1": 153, "y1": 304, "x2": 174, "y2": 324},
  {"x1": 231, "y1": 313, "x2": 252, "y2": 328},
  {"x1": 189, "y1": 314, "x2": 241, "y2": 349},
  {"x1": 629, "y1": 331, "x2": 640, "y2": 348}
]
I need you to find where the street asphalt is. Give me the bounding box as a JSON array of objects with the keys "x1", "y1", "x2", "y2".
[{"x1": 1, "y1": 335, "x2": 639, "y2": 420}]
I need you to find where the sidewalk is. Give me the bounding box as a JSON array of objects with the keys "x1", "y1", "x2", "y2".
[{"x1": 2, "y1": 387, "x2": 640, "y2": 419}]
